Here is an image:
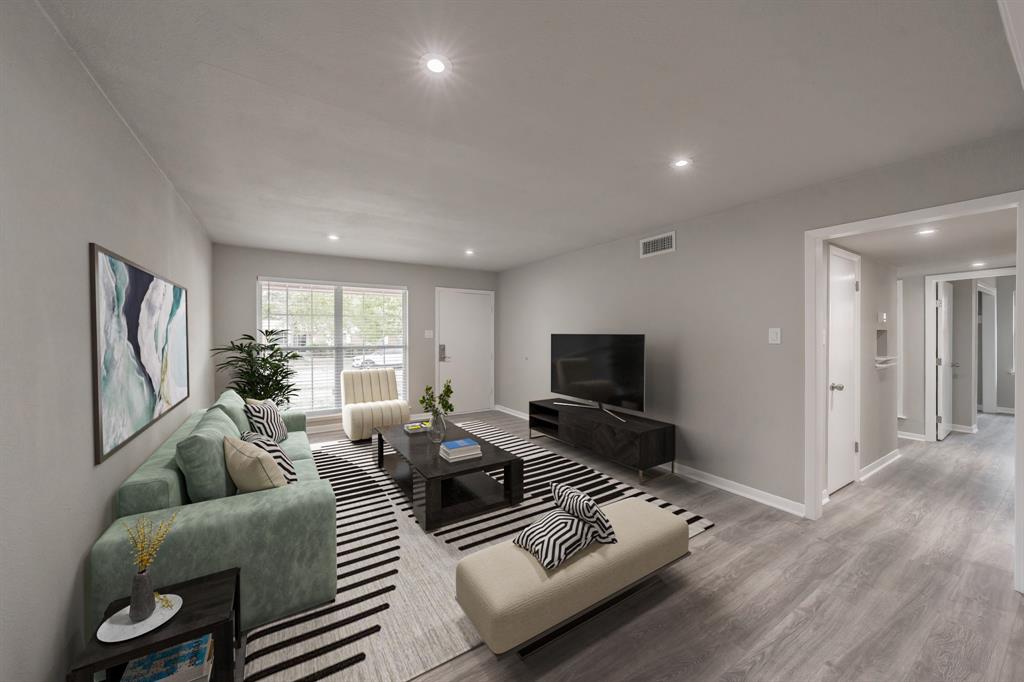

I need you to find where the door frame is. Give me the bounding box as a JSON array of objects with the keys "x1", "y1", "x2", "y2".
[
  {"x1": 803, "y1": 189, "x2": 1024, "y2": 594},
  {"x1": 434, "y1": 287, "x2": 496, "y2": 414},
  {"x1": 925, "y1": 268, "x2": 1014, "y2": 441},
  {"x1": 825, "y1": 245, "x2": 862, "y2": 503}
]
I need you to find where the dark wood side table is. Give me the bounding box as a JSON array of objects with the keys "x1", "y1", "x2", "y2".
[{"x1": 67, "y1": 568, "x2": 241, "y2": 682}]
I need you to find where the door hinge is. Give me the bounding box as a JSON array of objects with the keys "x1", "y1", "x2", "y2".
[
  {"x1": 855, "y1": 281, "x2": 860, "y2": 292},
  {"x1": 854, "y1": 441, "x2": 860, "y2": 453},
  {"x1": 936, "y1": 357, "x2": 943, "y2": 366},
  {"x1": 937, "y1": 415, "x2": 943, "y2": 424}
]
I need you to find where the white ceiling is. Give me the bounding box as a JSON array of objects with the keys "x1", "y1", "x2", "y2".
[
  {"x1": 41, "y1": 0, "x2": 1024, "y2": 271},
  {"x1": 831, "y1": 208, "x2": 1016, "y2": 274}
]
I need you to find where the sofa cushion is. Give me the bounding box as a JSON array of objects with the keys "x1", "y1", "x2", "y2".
[
  {"x1": 279, "y1": 430, "x2": 312, "y2": 462},
  {"x1": 551, "y1": 482, "x2": 617, "y2": 544},
  {"x1": 117, "y1": 411, "x2": 203, "y2": 517},
  {"x1": 293, "y1": 458, "x2": 320, "y2": 482},
  {"x1": 245, "y1": 400, "x2": 288, "y2": 442},
  {"x1": 175, "y1": 408, "x2": 241, "y2": 502},
  {"x1": 224, "y1": 437, "x2": 288, "y2": 492},
  {"x1": 209, "y1": 389, "x2": 249, "y2": 433},
  {"x1": 513, "y1": 509, "x2": 598, "y2": 570},
  {"x1": 242, "y1": 432, "x2": 297, "y2": 483}
]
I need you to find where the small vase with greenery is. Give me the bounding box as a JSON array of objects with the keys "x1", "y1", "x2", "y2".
[
  {"x1": 420, "y1": 380, "x2": 454, "y2": 444},
  {"x1": 211, "y1": 329, "x2": 301, "y2": 406},
  {"x1": 123, "y1": 513, "x2": 177, "y2": 622}
]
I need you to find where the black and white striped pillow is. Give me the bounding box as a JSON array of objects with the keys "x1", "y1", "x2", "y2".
[
  {"x1": 244, "y1": 400, "x2": 288, "y2": 443},
  {"x1": 241, "y1": 431, "x2": 297, "y2": 483},
  {"x1": 551, "y1": 482, "x2": 617, "y2": 544},
  {"x1": 513, "y1": 509, "x2": 598, "y2": 570}
]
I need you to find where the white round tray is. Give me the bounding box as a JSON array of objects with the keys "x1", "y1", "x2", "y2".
[{"x1": 97, "y1": 594, "x2": 183, "y2": 643}]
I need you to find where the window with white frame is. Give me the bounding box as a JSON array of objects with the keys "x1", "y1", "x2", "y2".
[{"x1": 259, "y1": 279, "x2": 408, "y2": 413}]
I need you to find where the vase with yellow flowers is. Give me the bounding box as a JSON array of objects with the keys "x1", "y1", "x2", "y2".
[{"x1": 124, "y1": 513, "x2": 176, "y2": 622}]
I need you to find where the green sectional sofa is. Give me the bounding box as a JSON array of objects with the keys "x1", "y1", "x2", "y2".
[{"x1": 87, "y1": 390, "x2": 336, "y2": 633}]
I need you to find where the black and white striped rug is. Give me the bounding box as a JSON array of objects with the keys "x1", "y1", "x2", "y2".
[{"x1": 243, "y1": 420, "x2": 712, "y2": 681}]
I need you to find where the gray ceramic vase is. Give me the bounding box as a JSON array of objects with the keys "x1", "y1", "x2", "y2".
[{"x1": 128, "y1": 571, "x2": 156, "y2": 622}]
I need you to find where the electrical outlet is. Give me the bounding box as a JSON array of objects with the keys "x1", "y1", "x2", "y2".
[
  {"x1": 424, "y1": 330, "x2": 434, "y2": 339},
  {"x1": 768, "y1": 328, "x2": 782, "y2": 345}
]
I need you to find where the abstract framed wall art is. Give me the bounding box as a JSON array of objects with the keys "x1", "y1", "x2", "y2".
[{"x1": 90, "y1": 244, "x2": 189, "y2": 463}]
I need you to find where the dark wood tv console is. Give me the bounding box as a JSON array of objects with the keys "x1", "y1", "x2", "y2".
[{"x1": 528, "y1": 399, "x2": 675, "y2": 482}]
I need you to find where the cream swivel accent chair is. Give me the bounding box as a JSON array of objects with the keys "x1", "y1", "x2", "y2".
[{"x1": 341, "y1": 368, "x2": 411, "y2": 441}]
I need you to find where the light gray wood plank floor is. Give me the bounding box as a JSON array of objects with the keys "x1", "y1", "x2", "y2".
[{"x1": 313, "y1": 411, "x2": 1023, "y2": 682}]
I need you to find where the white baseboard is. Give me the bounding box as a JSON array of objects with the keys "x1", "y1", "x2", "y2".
[
  {"x1": 994, "y1": 406, "x2": 1016, "y2": 415},
  {"x1": 949, "y1": 423, "x2": 979, "y2": 434},
  {"x1": 897, "y1": 431, "x2": 926, "y2": 441},
  {"x1": 668, "y1": 463, "x2": 805, "y2": 518},
  {"x1": 859, "y1": 448, "x2": 901, "y2": 481},
  {"x1": 306, "y1": 413, "x2": 341, "y2": 434},
  {"x1": 494, "y1": 404, "x2": 529, "y2": 420}
]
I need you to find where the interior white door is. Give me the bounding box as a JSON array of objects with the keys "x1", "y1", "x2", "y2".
[
  {"x1": 436, "y1": 288, "x2": 494, "y2": 414},
  {"x1": 937, "y1": 281, "x2": 954, "y2": 440},
  {"x1": 827, "y1": 248, "x2": 858, "y2": 495}
]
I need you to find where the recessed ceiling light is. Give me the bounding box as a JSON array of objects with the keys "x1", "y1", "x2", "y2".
[
  {"x1": 465, "y1": 249, "x2": 475, "y2": 256},
  {"x1": 421, "y1": 54, "x2": 450, "y2": 74},
  {"x1": 327, "y1": 234, "x2": 340, "y2": 241},
  {"x1": 673, "y1": 158, "x2": 691, "y2": 168},
  {"x1": 972, "y1": 261, "x2": 987, "y2": 267},
  {"x1": 916, "y1": 228, "x2": 936, "y2": 235}
]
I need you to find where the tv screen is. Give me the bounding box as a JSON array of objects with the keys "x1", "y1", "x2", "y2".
[{"x1": 551, "y1": 334, "x2": 645, "y2": 411}]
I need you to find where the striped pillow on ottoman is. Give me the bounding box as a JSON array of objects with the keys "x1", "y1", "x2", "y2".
[
  {"x1": 551, "y1": 482, "x2": 617, "y2": 544},
  {"x1": 243, "y1": 400, "x2": 288, "y2": 443},
  {"x1": 513, "y1": 509, "x2": 598, "y2": 570},
  {"x1": 241, "y1": 431, "x2": 297, "y2": 483}
]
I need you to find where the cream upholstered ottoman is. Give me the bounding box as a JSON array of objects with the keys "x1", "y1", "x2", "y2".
[
  {"x1": 455, "y1": 497, "x2": 689, "y2": 654},
  {"x1": 341, "y1": 368, "x2": 410, "y2": 441}
]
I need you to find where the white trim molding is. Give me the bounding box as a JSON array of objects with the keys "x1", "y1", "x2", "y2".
[
  {"x1": 995, "y1": 406, "x2": 1016, "y2": 415},
  {"x1": 494, "y1": 404, "x2": 529, "y2": 420},
  {"x1": 669, "y1": 463, "x2": 805, "y2": 518},
  {"x1": 859, "y1": 449, "x2": 901, "y2": 482},
  {"x1": 949, "y1": 423, "x2": 979, "y2": 435},
  {"x1": 897, "y1": 431, "x2": 927, "y2": 442}
]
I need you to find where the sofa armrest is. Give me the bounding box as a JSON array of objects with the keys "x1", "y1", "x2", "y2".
[
  {"x1": 282, "y1": 409, "x2": 306, "y2": 433},
  {"x1": 88, "y1": 480, "x2": 335, "y2": 633}
]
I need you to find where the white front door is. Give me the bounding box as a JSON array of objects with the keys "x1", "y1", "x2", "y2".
[
  {"x1": 436, "y1": 288, "x2": 494, "y2": 414},
  {"x1": 827, "y1": 247, "x2": 859, "y2": 495},
  {"x1": 937, "y1": 281, "x2": 954, "y2": 440}
]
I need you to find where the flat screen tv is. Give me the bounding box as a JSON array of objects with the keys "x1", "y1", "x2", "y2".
[{"x1": 551, "y1": 334, "x2": 645, "y2": 411}]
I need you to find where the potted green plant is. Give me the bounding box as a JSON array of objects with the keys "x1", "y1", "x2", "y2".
[
  {"x1": 420, "y1": 379, "x2": 454, "y2": 443},
  {"x1": 211, "y1": 329, "x2": 301, "y2": 406}
]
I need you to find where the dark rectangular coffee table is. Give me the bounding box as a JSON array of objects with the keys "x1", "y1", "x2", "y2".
[{"x1": 376, "y1": 423, "x2": 524, "y2": 531}]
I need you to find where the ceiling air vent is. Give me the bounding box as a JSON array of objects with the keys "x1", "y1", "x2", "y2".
[{"x1": 640, "y1": 231, "x2": 676, "y2": 258}]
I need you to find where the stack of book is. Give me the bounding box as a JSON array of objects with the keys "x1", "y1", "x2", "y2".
[
  {"x1": 440, "y1": 438, "x2": 482, "y2": 462},
  {"x1": 122, "y1": 634, "x2": 213, "y2": 682}
]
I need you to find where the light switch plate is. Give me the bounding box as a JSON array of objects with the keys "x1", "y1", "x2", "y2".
[
  {"x1": 424, "y1": 330, "x2": 434, "y2": 339},
  {"x1": 768, "y1": 327, "x2": 782, "y2": 345}
]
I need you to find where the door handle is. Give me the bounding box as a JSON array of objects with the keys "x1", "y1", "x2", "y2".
[
  {"x1": 951, "y1": 362, "x2": 961, "y2": 368},
  {"x1": 439, "y1": 344, "x2": 451, "y2": 362},
  {"x1": 830, "y1": 382, "x2": 845, "y2": 391}
]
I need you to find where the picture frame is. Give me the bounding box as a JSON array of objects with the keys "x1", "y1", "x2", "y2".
[{"x1": 90, "y1": 243, "x2": 190, "y2": 464}]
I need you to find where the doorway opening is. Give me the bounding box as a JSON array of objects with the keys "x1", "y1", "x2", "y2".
[{"x1": 804, "y1": 191, "x2": 1024, "y2": 592}]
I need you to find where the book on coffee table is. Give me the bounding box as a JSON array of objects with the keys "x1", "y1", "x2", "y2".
[{"x1": 440, "y1": 438, "x2": 482, "y2": 461}]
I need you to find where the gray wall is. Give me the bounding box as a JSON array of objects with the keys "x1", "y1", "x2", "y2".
[
  {"x1": 899, "y1": 277, "x2": 927, "y2": 435},
  {"x1": 0, "y1": 2, "x2": 214, "y2": 679},
  {"x1": 998, "y1": 275, "x2": 1017, "y2": 409},
  {"x1": 211, "y1": 245, "x2": 497, "y2": 405},
  {"x1": 497, "y1": 129, "x2": 1024, "y2": 504},
  {"x1": 859, "y1": 256, "x2": 899, "y2": 467},
  {"x1": 952, "y1": 280, "x2": 978, "y2": 428}
]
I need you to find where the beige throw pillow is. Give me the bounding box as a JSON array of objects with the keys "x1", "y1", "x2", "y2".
[{"x1": 223, "y1": 436, "x2": 287, "y2": 493}]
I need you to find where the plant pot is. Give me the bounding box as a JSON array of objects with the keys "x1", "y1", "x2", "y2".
[
  {"x1": 129, "y1": 571, "x2": 156, "y2": 622},
  {"x1": 429, "y1": 412, "x2": 447, "y2": 444}
]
